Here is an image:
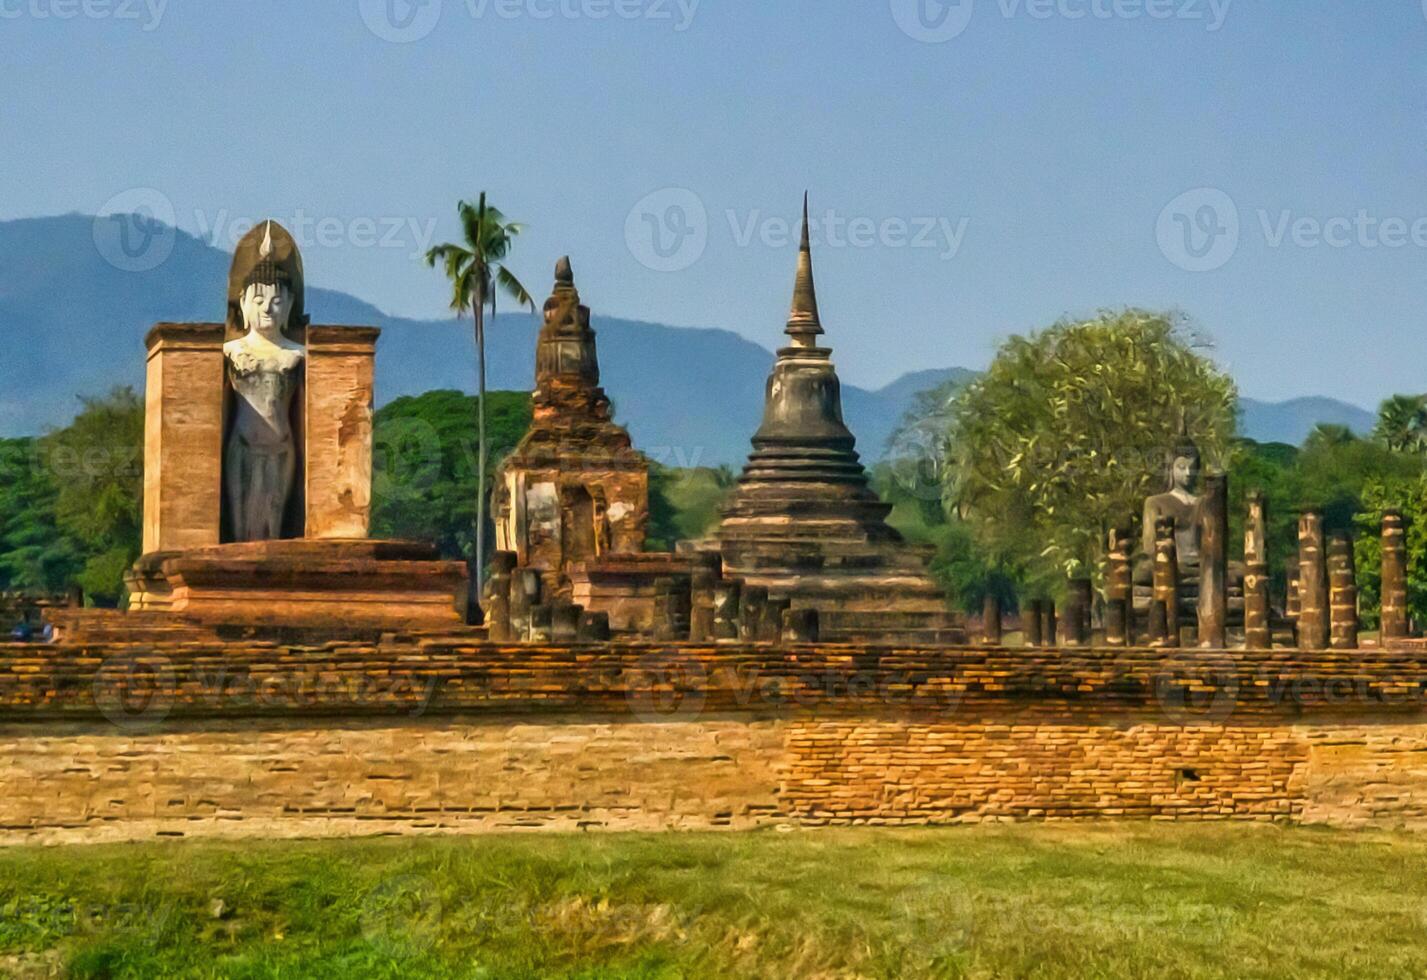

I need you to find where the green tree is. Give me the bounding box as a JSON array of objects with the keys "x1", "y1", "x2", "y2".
[
  {"x1": 426, "y1": 195, "x2": 535, "y2": 606},
  {"x1": 1354, "y1": 476, "x2": 1427, "y2": 630},
  {"x1": 939, "y1": 310, "x2": 1237, "y2": 590},
  {"x1": 39, "y1": 387, "x2": 144, "y2": 604},
  {"x1": 1374, "y1": 394, "x2": 1427, "y2": 453},
  {"x1": 371, "y1": 389, "x2": 531, "y2": 560},
  {"x1": 0, "y1": 437, "x2": 83, "y2": 594}
]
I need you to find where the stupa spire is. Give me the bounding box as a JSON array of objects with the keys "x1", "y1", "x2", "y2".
[{"x1": 785, "y1": 193, "x2": 824, "y2": 348}]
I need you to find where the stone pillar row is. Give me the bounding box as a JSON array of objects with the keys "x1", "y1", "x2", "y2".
[{"x1": 1002, "y1": 487, "x2": 1411, "y2": 651}]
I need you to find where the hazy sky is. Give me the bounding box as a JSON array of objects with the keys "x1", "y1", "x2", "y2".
[{"x1": 3, "y1": 1, "x2": 1424, "y2": 405}]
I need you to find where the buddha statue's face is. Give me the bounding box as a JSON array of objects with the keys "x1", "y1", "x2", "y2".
[
  {"x1": 1170, "y1": 453, "x2": 1201, "y2": 495},
  {"x1": 240, "y1": 282, "x2": 291, "y2": 338}
]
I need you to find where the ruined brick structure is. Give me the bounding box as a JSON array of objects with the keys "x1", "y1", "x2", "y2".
[
  {"x1": 708, "y1": 200, "x2": 964, "y2": 644},
  {"x1": 7, "y1": 637, "x2": 1427, "y2": 843},
  {"x1": 492, "y1": 257, "x2": 650, "y2": 601}
]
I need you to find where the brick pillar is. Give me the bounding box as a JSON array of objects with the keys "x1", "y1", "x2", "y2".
[
  {"x1": 1105, "y1": 526, "x2": 1133, "y2": 647},
  {"x1": 1328, "y1": 533, "x2": 1359, "y2": 650},
  {"x1": 1297, "y1": 511, "x2": 1329, "y2": 650},
  {"x1": 1198, "y1": 474, "x2": 1228, "y2": 648},
  {"x1": 712, "y1": 580, "x2": 741, "y2": 640},
  {"x1": 509, "y1": 568, "x2": 541, "y2": 642},
  {"x1": 1039, "y1": 602, "x2": 1057, "y2": 649},
  {"x1": 653, "y1": 577, "x2": 692, "y2": 641},
  {"x1": 1024, "y1": 599, "x2": 1044, "y2": 647},
  {"x1": 1148, "y1": 598, "x2": 1169, "y2": 646},
  {"x1": 689, "y1": 562, "x2": 717, "y2": 642},
  {"x1": 485, "y1": 551, "x2": 517, "y2": 642},
  {"x1": 1242, "y1": 491, "x2": 1271, "y2": 650},
  {"x1": 142, "y1": 323, "x2": 225, "y2": 554},
  {"x1": 304, "y1": 326, "x2": 378, "y2": 538},
  {"x1": 982, "y1": 593, "x2": 1003, "y2": 646},
  {"x1": 1381, "y1": 510, "x2": 1409, "y2": 641},
  {"x1": 1153, "y1": 517, "x2": 1179, "y2": 648},
  {"x1": 1062, "y1": 578, "x2": 1091, "y2": 646}
]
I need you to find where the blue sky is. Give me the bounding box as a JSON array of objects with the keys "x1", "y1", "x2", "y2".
[{"x1": 2, "y1": 0, "x2": 1424, "y2": 405}]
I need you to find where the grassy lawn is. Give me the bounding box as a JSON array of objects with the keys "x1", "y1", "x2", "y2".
[{"x1": 1, "y1": 823, "x2": 1426, "y2": 978}]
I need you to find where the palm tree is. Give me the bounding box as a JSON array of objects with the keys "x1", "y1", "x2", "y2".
[
  {"x1": 1375, "y1": 394, "x2": 1427, "y2": 453},
  {"x1": 426, "y1": 194, "x2": 534, "y2": 618}
]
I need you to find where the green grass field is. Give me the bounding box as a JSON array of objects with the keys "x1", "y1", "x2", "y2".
[{"x1": 2, "y1": 823, "x2": 1426, "y2": 979}]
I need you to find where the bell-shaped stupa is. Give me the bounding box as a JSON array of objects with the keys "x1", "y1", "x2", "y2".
[{"x1": 711, "y1": 197, "x2": 964, "y2": 643}]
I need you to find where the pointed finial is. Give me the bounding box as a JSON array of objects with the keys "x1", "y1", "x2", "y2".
[
  {"x1": 259, "y1": 220, "x2": 273, "y2": 259},
  {"x1": 555, "y1": 255, "x2": 573, "y2": 285},
  {"x1": 786, "y1": 192, "x2": 823, "y2": 346}
]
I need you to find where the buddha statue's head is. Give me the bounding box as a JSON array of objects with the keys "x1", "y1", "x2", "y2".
[
  {"x1": 1167, "y1": 436, "x2": 1202, "y2": 495},
  {"x1": 226, "y1": 220, "x2": 308, "y2": 343},
  {"x1": 239, "y1": 229, "x2": 294, "y2": 338}
]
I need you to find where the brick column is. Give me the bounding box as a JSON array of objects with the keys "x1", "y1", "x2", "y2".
[
  {"x1": 982, "y1": 593, "x2": 1003, "y2": 646},
  {"x1": 1062, "y1": 578, "x2": 1091, "y2": 646},
  {"x1": 485, "y1": 551, "x2": 516, "y2": 642},
  {"x1": 1297, "y1": 511, "x2": 1329, "y2": 650},
  {"x1": 1024, "y1": 599, "x2": 1044, "y2": 647},
  {"x1": 1039, "y1": 602, "x2": 1057, "y2": 649},
  {"x1": 1105, "y1": 526, "x2": 1132, "y2": 647},
  {"x1": 1198, "y1": 474, "x2": 1229, "y2": 648},
  {"x1": 1153, "y1": 517, "x2": 1179, "y2": 648},
  {"x1": 1242, "y1": 491, "x2": 1271, "y2": 650},
  {"x1": 304, "y1": 326, "x2": 379, "y2": 539},
  {"x1": 1381, "y1": 510, "x2": 1409, "y2": 641},
  {"x1": 142, "y1": 323, "x2": 225, "y2": 554},
  {"x1": 1328, "y1": 533, "x2": 1359, "y2": 650}
]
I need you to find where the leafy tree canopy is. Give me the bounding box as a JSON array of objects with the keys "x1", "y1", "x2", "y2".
[{"x1": 938, "y1": 309, "x2": 1237, "y2": 589}]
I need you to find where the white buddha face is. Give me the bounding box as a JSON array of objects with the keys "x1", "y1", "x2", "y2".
[
  {"x1": 1171, "y1": 453, "x2": 1201, "y2": 495},
  {"x1": 240, "y1": 282, "x2": 291, "y2": 338}
]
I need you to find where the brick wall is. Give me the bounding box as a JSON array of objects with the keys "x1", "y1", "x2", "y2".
[{"x1": 5, "y1": 640, "x2": 1427, "y2": 843}]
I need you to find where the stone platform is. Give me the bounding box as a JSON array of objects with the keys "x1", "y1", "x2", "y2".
[{"x1": 124, "y1": 539, "x2": 468, "y2": 633}]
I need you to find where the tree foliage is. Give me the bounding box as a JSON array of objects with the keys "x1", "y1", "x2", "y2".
[
  {"x1": 939, "y1": 310, "x2": 1237, "y2": 589},
  {"x1": 371, "y1": 389, "x2": 532, "y2": 561},
  {"x1": 39, "y1": 387, "x2": 144, "y2": 604}
]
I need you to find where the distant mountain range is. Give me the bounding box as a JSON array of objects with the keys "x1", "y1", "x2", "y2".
[{"x1": 0, "y1": 215, "x2": 1381, "y2": 463}]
